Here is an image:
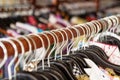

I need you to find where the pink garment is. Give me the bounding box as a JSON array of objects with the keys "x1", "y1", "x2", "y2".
[{"x1": 28, "y1": 16, "x2": 37, "y2": 26}]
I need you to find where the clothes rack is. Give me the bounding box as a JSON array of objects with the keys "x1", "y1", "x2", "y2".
[{"x1": 0, "y1": 15, "x2": 120, "y2": 58}]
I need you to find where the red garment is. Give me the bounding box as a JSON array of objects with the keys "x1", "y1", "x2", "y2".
[{"x1": 28, "y1": 16, "x2": 38, "y2": 26}]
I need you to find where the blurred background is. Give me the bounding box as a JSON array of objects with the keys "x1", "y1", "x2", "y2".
[{"x1": 0, "y1": 0, "x2": 120, "y2": 38}]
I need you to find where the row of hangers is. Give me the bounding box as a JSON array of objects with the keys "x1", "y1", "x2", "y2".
[{"x1": 0, "y1": 15, "x2": 120, "y2": 80}]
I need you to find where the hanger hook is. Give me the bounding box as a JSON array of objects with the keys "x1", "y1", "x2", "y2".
[
  {"x1": 80, "y1": 24, "x2": 89, "y2": 49},
  {"x1": 46, "y1": 31, "x2": 57, "y2": 67},
  {"x1": 85, "y1": 23, "x2": 95, "y2": 46},
  {"x1": 18, "y1": 36, "x2": 32, "y2": 70},
  {"x1": 110, "y1": 16, "x2": 119, "y2": 33},
  {"x1": 67, "y1": 26, "x2": 80, "y2": 53},
  {"x1": 105, "y1": 17, "x2": 114, "y2": 32},
  {"x1": 1, "y1": 38, "x2": 18, "y2": 80},
  {"x1": 58, "y1": 29, "x2": 69, "y2": 57},
  {"x1": 9, "y1": 37, "x2": 25, "y2": 78},
  {"x1": 54, "y1": 29, "x2": 65, "y2": 60},
  {"x1": 61, "y1": 29, "x2": 68, "y2": 54},
  {"x1": 104, "y1": 17, "x2": 113, "y2": 32},
  {"x1": 40, "y1": 31, "x2": 51, "y2": 70},
  {"x1": 0, "y1": 40, "x2": 7, "y2": 68},
  {"x1": 31, "y1": 33, "x2": 45, "y2": 70},
  {"x1": 66, "y1": 27, "x2": 74, "y2": 55},
  {"x1": 75, "y1": 25, "x2": 85, "y2": 49},
  {"x1": 94, "y1": 20, "x2": 103, "y2": 41},
  {"x1": 25, "y1": 35, "x2": 38, "y2": 71},
  {"x1": 90, "y1": 21, "x2": 99, "y2": 41}
]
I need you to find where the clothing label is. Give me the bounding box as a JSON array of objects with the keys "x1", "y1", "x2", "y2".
[{"x1": 90, "y1": 41, "x2": 120, "y2": 65}]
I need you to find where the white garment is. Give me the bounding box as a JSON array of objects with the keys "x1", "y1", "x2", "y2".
[
  {"x1": 84, "y1": 58, "x2": 110, "y2": 80},
  {"x1": 16, "y1": 22, "x2": 39, "y2": 33}
]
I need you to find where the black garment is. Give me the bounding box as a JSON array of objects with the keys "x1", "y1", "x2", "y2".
[{"x1": 98, "y1": 35, "x2": 120, "y2": 50}]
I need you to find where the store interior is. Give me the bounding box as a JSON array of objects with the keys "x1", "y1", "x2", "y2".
[{"x1": 0, "y1": 0, "x2": 120, "y2": 80}]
